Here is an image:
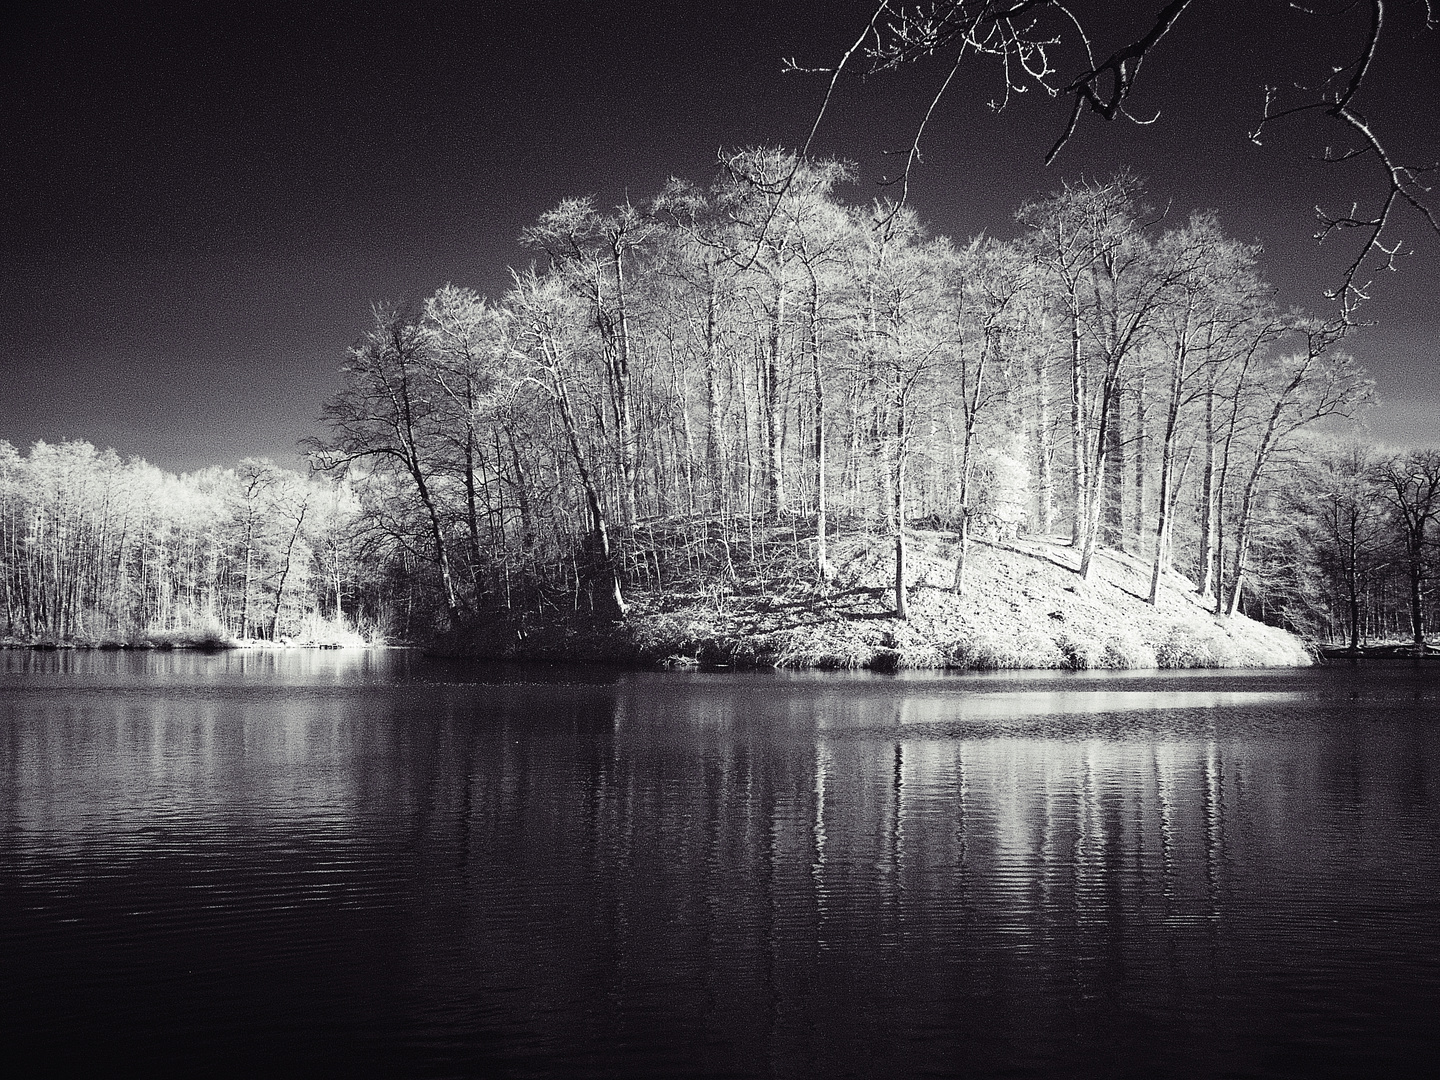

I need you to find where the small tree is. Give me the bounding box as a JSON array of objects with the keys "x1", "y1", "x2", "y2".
[
  {"x1": 1215, "y1": 329, "x2": 1373, "y2": 618},
  {"x1": 1294, "y1": 440, "x2": 1389, "y2": 649},
  {"x1": 311, "y1": 304, "x2": 461, "y2": 622}
]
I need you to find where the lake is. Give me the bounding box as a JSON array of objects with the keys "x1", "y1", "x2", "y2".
[{"x1": 3, "y1": 649, "x2": 1439, "y2": 1078}]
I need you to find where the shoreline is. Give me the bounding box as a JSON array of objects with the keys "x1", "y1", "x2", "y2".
[
  {"x1": 5, "y1": 636, "x2": 1432, "y2": 668},
  {"x1": 1, "y1": 638, "x2": 374, "y2": 652},
  {"x1": 7, "y1": 535, "x2": 1371, "y2": 671}
]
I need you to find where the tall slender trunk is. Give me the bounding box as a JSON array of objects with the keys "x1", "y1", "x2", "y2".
[
  {"x1": 507, "y1": 426, "x2": 533, "y2": 548},
  {"x1": 1068, "y1": 301, "x2": 1086, "y2": 548},
  {"x1": 549, "y1": 352, "x2": 626, "y2": 619},
  {"x1": 1102, "y1": 382, "x2": 1125, "y2": 549},
  {"x1": 894, "y1": 423, "x2": 908, "y2": 620},
  {"x1": 1132, "y1": 367, "x2": 1148, "y2": 554},
  {"x1": 239, "y1": 524, "x2": 254, "y2": 639},
  {"x1": 810, "y1": 276, "x2": 827, "y2": 581},
  {"x1": 676, "y1": 359, "x2": 698, "y2": 516},
  {"x1": 1224, "y1": 413, "x2": 1288, "y2": 619},
  {"x1": 269, "y1": 502, "x2": 307, "y2": 640},
  {"x1": 1225, "y1": 502, "x2": 1254, "y2": 618},
  {"x1": 1148, "y1": 351, "x2": 1184, "y2": 604},
  {"x1": 1406, "y1": 527, "x2": 1426, "y2": 644},
  {"x1": 1078, "y1": 365, "x2": 1119, "y2": 580},
  {"x1": 1197, "y1": 379, "x2": 1218, "y2": 599},
  {"x1": 1033, "y1": 338, "x2": 1054, "y2": 534},
  {"x1": 411, "y1": 465, "x2": 459, "y2": 621},
  {"x1": 703, "y1": 270, "x2": 723, "y2": 513},
  {"x1": 952, "y1": 345, "x2": 988, "y2": 596},
  {"x1": 612, "y1": 246, "x2": 640, "y2": 527},
  {"x1": 463, "y1": 430, "x2": 483, "y2": 578},
  {"x1": 391, "y1": 363, "x2": 459, "y2": 621},
  {"x1": 1345, "y1": 511, "x2": 1361, "y2": 650},
  {"x1": 767, "y1": 280, "x2": 788, "y2": 515}
]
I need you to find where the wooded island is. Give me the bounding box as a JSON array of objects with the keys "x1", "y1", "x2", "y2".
[{"x1": 4, "y1": 155, "x2": 1437, "y2": 665}]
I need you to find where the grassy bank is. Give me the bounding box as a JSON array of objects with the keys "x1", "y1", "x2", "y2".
[
  {"x1": 1, "y1": 625, "x2": 234, "y2": 651},
  {"x1": 440, "y1": 528, "x2": 1313, "y2": 671},
  {"x1": 1, "y1": 616, "x2": 370, "y2": 651}
]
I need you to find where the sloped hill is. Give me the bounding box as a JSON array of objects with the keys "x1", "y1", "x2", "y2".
[{"x1": 449, "y1": 527, "x2": 1312, "y2": 670}]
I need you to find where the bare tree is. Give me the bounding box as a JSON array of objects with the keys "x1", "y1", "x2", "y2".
[
  {"x1": 508, "y1": 268, "x2": 629, "y2": 619},
  {"x1": 946, "y1": 237, "x2": 1034, "y2": 594},
  {"x1": 1019, "y1": 175, "x2": 1173, "y2": 580},
  {"x1": 267, "y1": 474, "x2": 311, "y2": 641},
  {"x1": 309, "y1": 305, "x2": 461, "y2": 621},
  {"x1": 522, "y1": 198, "x2": 653, "y2": 528},
  {"x1": 1145, "y1": 214, "x2": 1271, "y2": 604},
  {"x1": 713, "y1": 149, "x2": 854, "y2": 517},
  {"x1": 1297, "y1": 440, "x2": 1388, "y2": 649},
  {"x1": 845, "y1": 204, "x2": 949, "y2": 618},
  {"x1": 1373, "y1": 448, "x2": 1440, "y2": 643},
  {"x1": 1216, "y1": 327, "x2": 1373, "y2": 617},
  {"x1": 232, "y1": 459, "x2": 279, "y2": 640},
  {"x1": 423, "y1": 284, "x2": 503, "y2": 585},
  {"x1": 796, "y1": 1, "x2": 1438, "y2": 317}
]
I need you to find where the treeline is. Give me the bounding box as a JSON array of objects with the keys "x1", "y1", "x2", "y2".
[
  {"x1": 0, "y1": 441, "x2": 393, "y2": 643},
  {"x1": 1288, "y1": 443, "x2": 1440, "y2": 647},
  {"x1": 11, "y1": 153, "x2": 1436, "y2": 648},
  {"x1": 316, "y1": 151, "x2": 1440, "y2": 644}
]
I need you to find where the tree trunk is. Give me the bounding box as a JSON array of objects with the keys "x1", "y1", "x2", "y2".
[
  {"x1": 894, "y1": 449, "x2": 908, "y2": 620},
  {"x1": 1068, "y1": 303, "x2": 1086, "y2": 548},
  {"x1": 1132, "y1": 367, "x2": 1148, "y2": 554},
  {"x1": 704, "y1": 271, "x2": 724, "y2": 513},
  {"x1": 1345, "y1": 514, "x2": 1361, "y2": 650},
  {"x1": 811, "y1": 283, "x2": 828, "y2": 582},
  {"x1": 239, "y1": 523, "x2": 254, "y2": 640},
  {"x1": 1033, "y1": 342, "x2": 1054, "y2": 534},
  {"x1": 269, "y1": 502, "x2": 307, "y2": 640},
  {"x1": 1078, "y1": 366, "x2": 1119, "y2": 581},
  {"x1": 507, "y1": 425, "x2": 534, "y2": 549},
  {"x1": 1406, "y1": 530, "x2": 1426, "y2": 644},
  {"x1": 551, "y1": 363, "x2": 627, "y2": 620},
  {"x1": 1102, "y1": 383, "x2": 1125, "y2": 550},
  {"x1": 409, "y1": 464, "x2": 459, "y2": 621},
  {"x1": 463, "y1": 430, "x2": 483, "y2": 584},
  {"x1": 952, "y1": 349, "x2": 987, "y2": 596},
  {"x1": 612, "y1": 246, "x2": 640, "y2": 528},
  {"x1": 1147, "y1": 355, "x2": 1184, "y2": 604},
  {"x1": 1197, "y1": 380, "x2": 1218, "y2": 599},
  {"x1": 767, "y1": 281, "x2": 788, "y2": 515}
]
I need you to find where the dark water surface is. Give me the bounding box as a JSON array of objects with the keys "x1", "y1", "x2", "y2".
[{"x1": 3, "y1": 650, "x2": 1439, "y2": 1078}]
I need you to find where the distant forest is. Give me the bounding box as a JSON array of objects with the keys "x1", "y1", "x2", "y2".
[{"x1": 4, "y1": 153, "x2": 1439, "y2": 647}]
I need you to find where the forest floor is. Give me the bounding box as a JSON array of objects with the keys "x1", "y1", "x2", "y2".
[{"x1": 441, "y1": 526, "x2": 1313, "y2": 671}]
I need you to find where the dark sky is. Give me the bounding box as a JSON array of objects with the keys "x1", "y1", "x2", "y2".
[{"x1": 4, "y1": 0, "x2": 1438, "y2": 474}]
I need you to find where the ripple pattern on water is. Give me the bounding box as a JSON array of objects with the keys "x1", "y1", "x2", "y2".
[{"x1": 3, "y1": 653, "x2": 1440, "y2": 1077}]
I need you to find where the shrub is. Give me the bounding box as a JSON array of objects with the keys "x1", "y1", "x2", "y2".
[
  {"x1": 1101, "y1": 626, "x2": 1158, "y2": 669},
  {"x1": 133, "y1": 616, "x2": 233, "y2": 651},
  {"x1": 947, "y1": 627, "x2": 1062, "y2": 670},
  {"x1": 1155, "y1": 622, "x2": 1235, "y2": 668},
  {"x1": 1055, "y1": 630, "x2": 1102, "y2": 670}
]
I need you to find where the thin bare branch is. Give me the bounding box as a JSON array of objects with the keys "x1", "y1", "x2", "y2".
[{"x1": 807, "y1": 0, "x2": 1435, "y2": 319}]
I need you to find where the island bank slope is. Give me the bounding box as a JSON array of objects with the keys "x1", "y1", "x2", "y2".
[{"x1": 440, "y1": 530, "x2": 1311, "y2": 671}]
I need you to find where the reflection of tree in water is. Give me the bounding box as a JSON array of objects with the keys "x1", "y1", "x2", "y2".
[{"x1": 7, "y1": 666, "x2": 1440, "y2": 1074}]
